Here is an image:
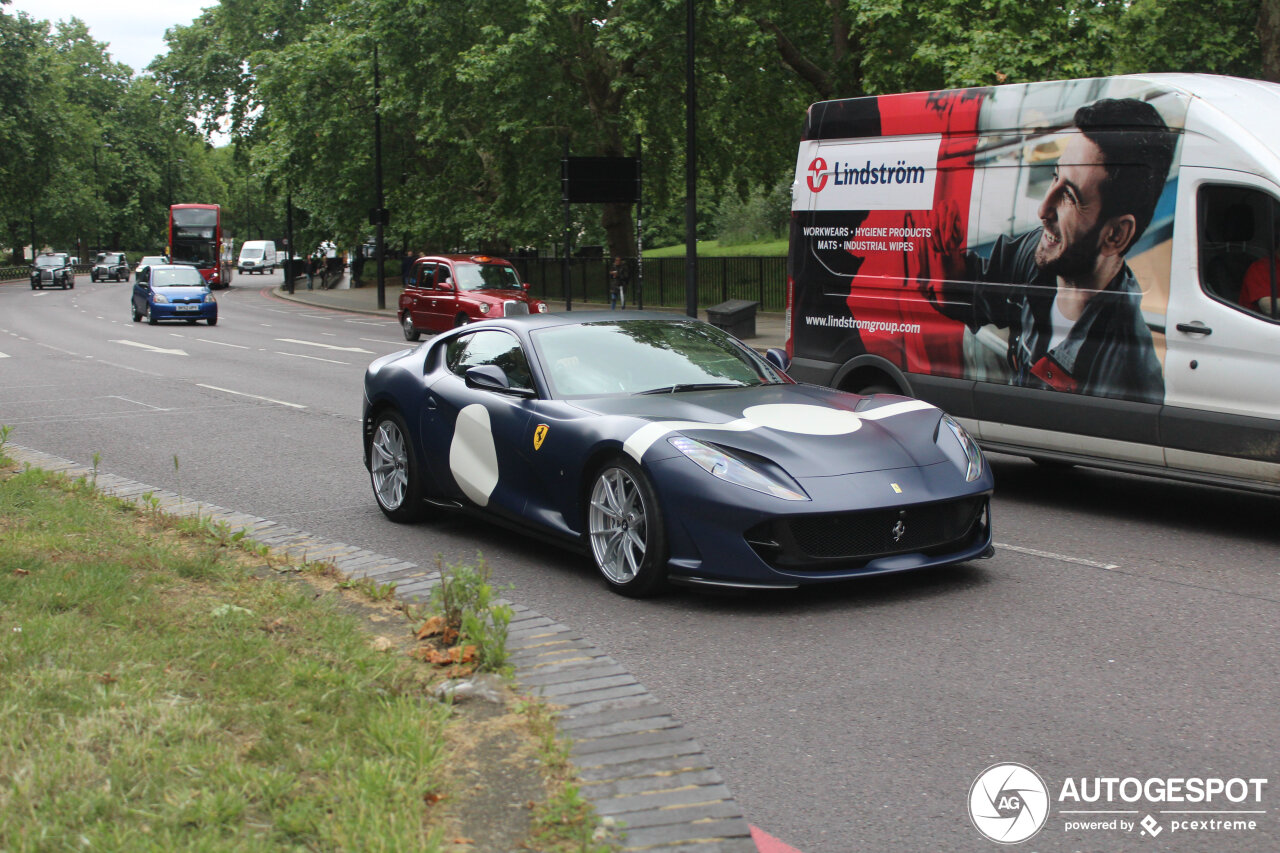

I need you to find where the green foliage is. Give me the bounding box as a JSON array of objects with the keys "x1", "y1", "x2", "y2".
[
  {"x1": 5, "y1": 0, "x2": 1271, "y2": 271},
  {"x1": 713, "y1": 180, "x2": 791, "y2": 246},
  {"x1": 430, "y1": 555, "x2": 513, "y2": 674}
]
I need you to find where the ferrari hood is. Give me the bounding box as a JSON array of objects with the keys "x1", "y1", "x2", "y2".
[{"x1": 582, "y1": 384, "x2": 947, "y2": 477}]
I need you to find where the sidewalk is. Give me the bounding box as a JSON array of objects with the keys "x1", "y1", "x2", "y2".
[{"x1": 270, "y1": 273, "x2": 791, "y2": 352}]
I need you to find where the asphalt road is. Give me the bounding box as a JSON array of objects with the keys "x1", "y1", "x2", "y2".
[{"x1": 3, "y1": 271, "x2": 1278, "y2": 853}]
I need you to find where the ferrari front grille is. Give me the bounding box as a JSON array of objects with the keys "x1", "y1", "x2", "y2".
[{"x1": 746, "y1": 496, "x2": 988, "y2": 570}]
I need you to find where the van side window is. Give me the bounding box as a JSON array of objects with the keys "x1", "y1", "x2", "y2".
[{"x1": 1198, "y1": 186, "x2": 1280, "y2": 320}]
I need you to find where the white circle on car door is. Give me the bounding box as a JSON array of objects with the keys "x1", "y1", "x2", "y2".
[{"x1": 450, "y1": 404, "x2": 499, "y2": 507}]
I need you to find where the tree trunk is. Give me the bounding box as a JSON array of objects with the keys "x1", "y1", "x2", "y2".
[
  {"x1": 1262, "y1": 0, "x2": 1280, "y2": 82},
  {"x1": 602, "y1": 201, "x2": 634, "y2": 260}
]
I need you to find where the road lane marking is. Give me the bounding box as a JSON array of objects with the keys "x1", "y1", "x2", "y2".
[
  {"x1": 110, "y1": 395, "x2": 170, "y2": 411},
  {"x1": 196, "y1": 338, "x2": 249, "y2": 349},
  {"x1": 360, "y1": 338, "x2": 412, "y2": 346},
  {"x1": 274, "y1": 351, "x2": 349, "y2": 365},
  {"x1": 111, "y1": 340, "x2": 189, "y2": 356},
  {"x1": 995, "y1": 542, "x2": 1119, "y2": 570},
  {"x1": 274, "y1": 338, "x2": 372, "y2": 353},
  {"x1": 196, "y1": 384, "x2": 306, "y2": 409},
  {"x1": 0, "y1": 352, "x2": 8, "y2": 358}
]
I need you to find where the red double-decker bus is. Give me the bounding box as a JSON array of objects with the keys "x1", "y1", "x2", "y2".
[{"x1": 168, "y1": 203, "x2": 228, "y2": 288}]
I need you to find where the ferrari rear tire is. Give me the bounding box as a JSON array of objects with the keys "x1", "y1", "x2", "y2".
[
  {"x1": 402, "y1": 314, "x2": 420, "y2": 341},
  {"x1": 370, "y1": 410, "x2": 424, "y2": 523},
  {"x1": 587, "y1": 457, "x2": 668, "y2": 597}
]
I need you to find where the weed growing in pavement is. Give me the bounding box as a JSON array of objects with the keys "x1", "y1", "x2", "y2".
[
  {"x1": 340, "y1": 575, "x2": 399, "y2": 602},
  {"x1": 428, "y1": 555, "x2": 513, "y2": 674},
  {"x1": 515, "y1": 698, "x2": 623, "y2": 851},
  {"x1": 172, "y1": 453, "x2": 182, "y2": 506}
]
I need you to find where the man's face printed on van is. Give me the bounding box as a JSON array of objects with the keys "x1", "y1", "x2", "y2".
[{"x1": 1034, "y1": 132, "x2": 1109, "y2": 280}]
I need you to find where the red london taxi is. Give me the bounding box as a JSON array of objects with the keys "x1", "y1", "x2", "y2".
[{"x1": 398, "y1": 254, "x2": 548, "y2": 340}]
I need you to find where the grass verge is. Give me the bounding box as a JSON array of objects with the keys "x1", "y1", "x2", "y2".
[{"x1": 0, "y1": 442, "x2": 619, "y2": 852}]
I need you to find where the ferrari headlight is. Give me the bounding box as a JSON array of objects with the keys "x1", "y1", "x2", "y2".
[
  {"x1": 668, "y1": 436, "x2": 808, "y2": 501},
  {"x1": 938, "y1": 414, "x2": 983, "y2": 482},
  {"x1": 479, "y1": 303, "x2": 490, "y2": 314}
]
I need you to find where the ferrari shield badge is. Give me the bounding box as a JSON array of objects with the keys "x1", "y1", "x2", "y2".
[{"x1": 533, "y1": 424, "x2": 549, "y2": 450}]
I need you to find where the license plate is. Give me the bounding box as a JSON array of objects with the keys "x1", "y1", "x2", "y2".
[{"x1": 176, "y1": 304, "x2": 198, "y2": 311}]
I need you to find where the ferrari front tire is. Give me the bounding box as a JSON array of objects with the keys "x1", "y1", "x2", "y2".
[
  {"x1": 370, "y1": 410, "x2": 424, "y2": 523},
  {"x1": 587, "y1": 457, "x2": 668, "y2": 597}
]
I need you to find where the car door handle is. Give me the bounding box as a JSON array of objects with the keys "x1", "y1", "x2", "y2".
[{"x1": 1175, "y1": 322, "x2": 1213, "y2": 336}]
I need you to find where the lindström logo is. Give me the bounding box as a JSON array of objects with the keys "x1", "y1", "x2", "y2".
[
  {"x1": 969, "y1": 763, "x2": 1050, "y2": 844},
  {"x1": 806, "y1": 157, "x2": 828, "y2": 193}
]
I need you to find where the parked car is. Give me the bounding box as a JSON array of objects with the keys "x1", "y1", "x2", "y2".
[
  {"x1": 131, "y1": 264, "x2": 218, "y2": 325},
  {"x1": 363, "y1": 312, "x2": 993, "y2": 597},
  {"x1": 398, "y1": 254, "x2": 548, "y2": 341},
  {"x1": 30, "y1": 253, "x2": 75, "y2": 290},
  {"x1": 134, "y1": 255, "x2": 167, "y2": 279},
  {"x1": 91, "y1": 252, "x2": 130, "y2": 282}
]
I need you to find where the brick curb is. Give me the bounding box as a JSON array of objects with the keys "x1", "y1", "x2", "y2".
[{"x1": 4, "y1": 443, "x2": 757, "y2": 852}]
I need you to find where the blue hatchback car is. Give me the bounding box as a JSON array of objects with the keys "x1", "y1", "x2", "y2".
[{"x1": 132, "y1": 264, "x2": 218, "y2": 325}]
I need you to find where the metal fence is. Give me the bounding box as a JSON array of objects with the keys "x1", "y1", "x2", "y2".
[
  {"x1": 0, "y1": 264, "x2": 93, "y2": 281},
  {"x1": 511, "y1": 256, "x2": 787, "y2": 312}
]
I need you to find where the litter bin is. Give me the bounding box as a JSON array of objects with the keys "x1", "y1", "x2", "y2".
[{"x1": 706, "y1": 299, "x2": 759, "y2": 339}]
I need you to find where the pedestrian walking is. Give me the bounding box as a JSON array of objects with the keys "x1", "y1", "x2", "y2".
[{"x1": 608, "y1": 255, "x2": 631, "y2": 310}]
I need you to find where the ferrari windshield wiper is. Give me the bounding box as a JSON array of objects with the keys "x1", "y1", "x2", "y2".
[{"x1": 634, "y1": 382, "x2": 743, "y2": 395}]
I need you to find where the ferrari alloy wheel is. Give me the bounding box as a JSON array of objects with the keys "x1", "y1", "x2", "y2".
[
  {"x1": 588, "y1": 458, "x2": 668, "y2": 597},
  {"x1": 402, "y1": 314, "x2": 420, "y2": 341},
  {"x1": 370, "y1": 410, "x2": 424, "y2": 522}
]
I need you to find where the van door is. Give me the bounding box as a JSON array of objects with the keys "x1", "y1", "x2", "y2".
[{"x1": 1162, "y1": 170, "x2": 1280, "y2": 478}]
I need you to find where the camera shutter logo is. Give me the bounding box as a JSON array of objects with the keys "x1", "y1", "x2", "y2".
[{"x1": 969, "y1": 763, "x2": 1050, "y2": 844}]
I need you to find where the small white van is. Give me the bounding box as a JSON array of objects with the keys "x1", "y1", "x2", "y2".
[
  {"x1": 238, "y1": 240, "x2": 277, "y2": 274},
  {"x1": 787, "y1": 74, "x2": 1280, "y2": 494}
]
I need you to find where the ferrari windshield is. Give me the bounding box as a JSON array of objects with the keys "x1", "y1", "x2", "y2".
[
  {"x1": 34, "y1": 255, "x2": 67, "y2": 268},
  {"x1": 455, "y1": 262, "x2": 521, "y2": 292},
  {"x1": 532, "y1": 319, "x2": 788, "y2": 398},
  {"x1": 151, "y1": 268, "x2": 206, "y2": 287}
]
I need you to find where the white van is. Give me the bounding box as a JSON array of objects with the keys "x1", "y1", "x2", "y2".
[
  {"x1": 237, "y1": 240, "x2": 277, "y2": 274},
  {"x1": 787, "y1": 74, "x2": 1280, "y2": 494}
]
